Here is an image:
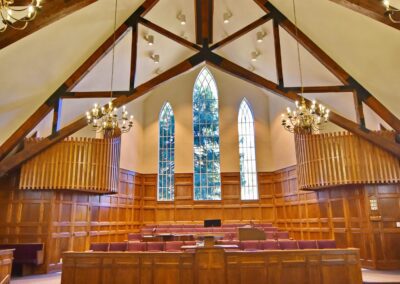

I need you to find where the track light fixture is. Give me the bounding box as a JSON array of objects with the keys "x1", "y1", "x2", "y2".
[
  {"x1": 177, "y1": 11, "x2": 186, "y2": 25},
  {"x1": 256, "y1": 31, "x2": 267, "y2": 43},
  {"x1": 223, "y1": 11, "x2": 232, "y2": 24},
  {"x1": 251, "y1": 50, "x2": 260, "y2": 62},
  {"x1": 383, "y1": 0, "x2": 400, "y2": 23},
  {"x1": 151, "y1": 53, "x2": 160, "y2": 64},
  {"x1": 145, "y1": 34, "x2": 154, "y2": 46}
]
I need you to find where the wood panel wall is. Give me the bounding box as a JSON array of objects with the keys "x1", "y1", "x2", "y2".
[
  {"x1": 295, "y1": 131, "x2": 400, "y2": 190},
  {"x1": 0, "y1": 167, "x2": 399, "y2": 271},
  {"x1": 61, "y1": 248, "x2": 362, "y2": 284},
  {"x1": 19, "y1": 137, "x2": 121, "y2": 194}
]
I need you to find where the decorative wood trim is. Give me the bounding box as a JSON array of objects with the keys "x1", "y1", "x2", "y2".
[
  {"x1": 329, "y1": 0, "x2": 400, "y2": 31},
  {"x1": 210, "y1": 14, "x2": 273, "y2": 50},
  {"x1": 0, "y1": 0, "x2": 97, "y2": 50}
]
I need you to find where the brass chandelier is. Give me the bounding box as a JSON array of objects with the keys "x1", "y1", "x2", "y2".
[
  {"x1": 281, "y1": 0, "x2": 330, "y2": 134},
  {"x1": 85, "y1": 0, "x2": 133, "y2": 136},
  {"x1": 0, "y1": 0, "x2": 41, "y2": 32}
]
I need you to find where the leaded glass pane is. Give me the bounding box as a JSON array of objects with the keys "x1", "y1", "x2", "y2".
[
  {"x1": 193, "y1": 68, "x2": 221, "y2": 200},
  {"x1": 158, "y1": 102, "x2": 175, "y2": 201},
  {"x1": 238, "y1": 99, "x2": 258, "y2": 200}
]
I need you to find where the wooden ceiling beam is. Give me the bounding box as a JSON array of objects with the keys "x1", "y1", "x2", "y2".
[
  {"x1": 0, "y1": 0, "x2": 158, "y2": 162},
  {"x1": 139, "y1": 18, "x2": 201, "y2": 51},
  {"x1": 258, "y1": 1, "x2": 400, "y2": 133},
  {"x1": 195, "y1": 0, "x2": 214, "y2": 46},
  {"x1": 329, "y1": 0, "x2": 400, "y2": 31},
  {"x1": 283, "y1": 86, "x2": 354, "y2": 93},
  {"x1": 0, "y1": 0, "x2": 97, "y2": 50},
  {"x1": 61, "y1": 91, "x2": 131, "y2": 99},
  {"x1": 273, "y1": 18, "x2": 284, "y2": 87},
  {"x1": 210, "y1": 14, "x2": 272, "y2": 50},
  {"x1": 206, "y1": 52, "x2": 400, "y2": 158},
  {"x1": 0, "y1": 53, "x2": 204, "y2": 176}
]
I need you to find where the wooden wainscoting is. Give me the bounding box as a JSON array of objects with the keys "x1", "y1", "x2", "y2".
[
  {"x1": 19, "y1": 137, "x2": 121, "y2": 194},
  {"x1": 61, "y1": 248, "x2": 362, "y2": 284},
  {"x1": 295, "y1": 131, "x2": 400, "y2": 190},
  {"x1": 140, "y1": 172, "x2": 276, "y2": 225}
]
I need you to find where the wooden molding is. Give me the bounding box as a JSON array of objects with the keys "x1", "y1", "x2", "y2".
[
  {"x1": 0, "y1": 0, "x2": 97, "y2": 50},
  {"x1": 329, "y1": 0, "x2": 400, "y2": 31},
  {"x1": 0, "y1": 53, "x2": 204, "y2": 176}
]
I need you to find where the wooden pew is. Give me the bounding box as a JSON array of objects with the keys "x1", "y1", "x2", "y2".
[
  {"x1": 0, "y1": 249, "x2": 13, "y2": 284},
  {"x1": 62, "y1": 248, "x2": 362, "y2": 284},
  {"x1": 0, "y1": 244, "x2": 44, "y2": 276}
]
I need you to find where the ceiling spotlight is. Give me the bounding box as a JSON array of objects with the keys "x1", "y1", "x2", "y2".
[
  {"x1": 256, "y1": 31, "x2": 267, "y2": 43},
  {"x1": 145, "y1": 34, "x2": 154, "y2": 46},
  {"x1": 177, "y1": 12, "x2": 186, "y2": 25},
  {"x1": 223, "y1": 11, "x2": 232, "y2": 24},
  {"x1": 151, "y1": 54, "x2": 160, "y2": 64},
  {"x1": 154, "y1": 68, "x2": 162, "y2": 75},
  {"x1": 251, "y1": 50, "x2": 260, "y2": 62}
]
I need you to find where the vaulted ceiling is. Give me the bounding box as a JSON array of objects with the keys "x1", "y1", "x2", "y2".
[{"x1": 0, "y1": 0, "x2": 399, "y2": 175}]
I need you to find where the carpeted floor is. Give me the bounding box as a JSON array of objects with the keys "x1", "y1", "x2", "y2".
[{"x1": 9, "y1": 269, "x2": 400, "y2": 283}]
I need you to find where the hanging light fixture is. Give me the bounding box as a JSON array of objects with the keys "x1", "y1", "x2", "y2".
[
  {"x1": 281, "y1": 0, "x2": 329, "y2": 134},
  {"x1": 85, "y1": 0, "x2": 133, "y2": 137},
  {"x1": 0, "y1": 0, "x2": 42, "y2": 32},
  {"x1": 383, "y1": 0, "x2": 400, "y2": 23}
]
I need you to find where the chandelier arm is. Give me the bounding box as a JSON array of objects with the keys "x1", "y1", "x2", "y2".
[{"x1": 389, "y1": 13, "x2": 400, "y2": 23}]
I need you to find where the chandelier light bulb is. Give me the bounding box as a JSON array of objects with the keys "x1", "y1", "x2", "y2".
[{"x1": 383, "y1": 0, "x2": 390, "y2": 8}]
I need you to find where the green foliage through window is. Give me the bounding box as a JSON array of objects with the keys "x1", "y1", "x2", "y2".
[{"x1": 193, "y1": 68, "x2": 221, "y2": 200}]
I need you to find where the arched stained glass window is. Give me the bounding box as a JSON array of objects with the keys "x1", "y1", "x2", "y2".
[
  {"x1": 238, "y1": 99, "x2": 258, "y2": 200},
  {"x1": 193, "y1": 68, "x2": 221, "y2": 200},
  {"x1": 158, "y1": 102, "x2": 175, "y2": 201}
]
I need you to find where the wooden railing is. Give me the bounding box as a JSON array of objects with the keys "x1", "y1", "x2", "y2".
[
  {"x1": 295, "y1": 131, "x2": 400, "y2": 190},
  {"x1": 61, "y1": 248, "x2": 362, "y2": 284},
  {"x1": 19, "y1": 137, "x2": 121, "y2": 194}
]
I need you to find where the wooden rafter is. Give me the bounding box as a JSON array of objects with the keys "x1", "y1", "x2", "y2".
[
  {"x1": 255, "y1": 0, "x2": 400, "y2": 133},
  {"x1": 273, "y1": 18, "x2": 284, "y2": 87},
  {"x1": 0, "y1": 53, "x2": 204, "y2": 176},
  {"x1": 195, "y1": 0, "x2": 214, "y2": 45},
  {"x1": 0, "y1": 0, "x2": 97, "y2": 50},
  {"x1": 283, "y1": 86, "x2": 355, "y2": 93},
  {"x1": 210, "y1": 14, "x2": 273, "y2": 50},
  {"x1": 329, "y1": 0, "x2": 400, "y2": 31},
  {"x1": 139, "y1": 18, "x2": 201, "y2": 51},
  {"x1": 353, "y1": 91, "x2": 366, "y2": 128},
  {"x1": 206, "y1": 52, "x2": 400, "y2": 158},
  {"x1": 51, "y1": 99, "x2": 62, "y2": 135},
  {"x1": 0, "y1": 0, "x2": 158, "y2": 162}
]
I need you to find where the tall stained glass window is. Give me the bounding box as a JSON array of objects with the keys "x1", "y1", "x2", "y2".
[
  {"x1": 158, "y1": 102, "x2": 175, "y2": 201},
  {"x1": 238, "y1": 99, "x2": 258, "y2": 200},
  {"x1": 193, "y1": 67, "x2": 221, "y2": 200}
]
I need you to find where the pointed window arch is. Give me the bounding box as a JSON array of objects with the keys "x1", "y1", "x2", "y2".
[
  {"x1": 238, "y1": 98, "x2": 258, "y2": 200},
  {"x1": 158, "y1": 102, "x2": 175, "y2": 201},
  {"x1": 193, "y1": 67, "x2": 221, "y2": 200}
]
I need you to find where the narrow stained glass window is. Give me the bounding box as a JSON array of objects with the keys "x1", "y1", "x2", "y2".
[
  {"x1": 193, "y1": 67, "x2": 221, "y2": 200},
  {"x1": 238, "y1": 99, "x2": 258, "y2": 200},
  {"x1": 158, "y1": 102, "x2": 175, "y2": 201}
]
